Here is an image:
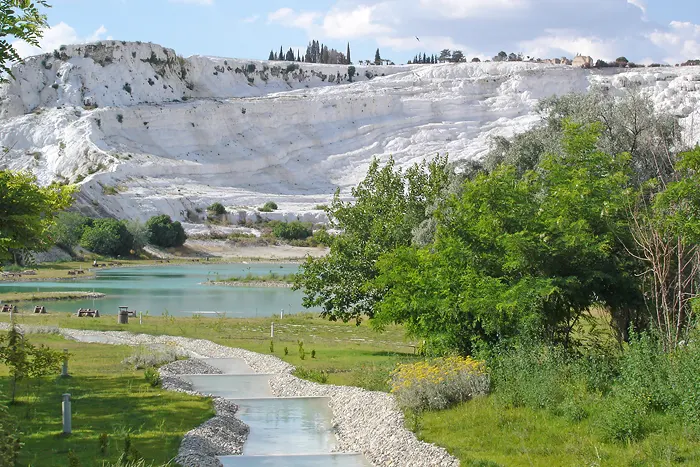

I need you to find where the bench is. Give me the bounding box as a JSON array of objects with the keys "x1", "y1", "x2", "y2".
[
  {"x1": 1, "y1": 304, "x2": 17, "y2": 313},
  {"x1": 76, "y1": 308, "x2": 100, "y2": 318},
  {"x1": 34, "y1": 306, "x2": 47, "y2": 314}
]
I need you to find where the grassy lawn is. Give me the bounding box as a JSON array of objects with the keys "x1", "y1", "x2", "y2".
[
  {"x1": 0, "y1": 313, "x2": 419, "y2": 390},
  {"x1": 0, "y1": 333, "x2": 214, "y2": 467},
  {"x1": 0, "y1": 291, "x2": 104, "y2": 303},
  {"x1": 418, "y1": 396, "x2": 700, "y2": 466},
  {"x1": 3, "y1": 314, "x2": 697, "y2": 466}
]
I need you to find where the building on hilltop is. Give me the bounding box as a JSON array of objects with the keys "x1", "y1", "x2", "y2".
[{"x1": 572, "y1": 55, "x2": 593, "y2": 68}]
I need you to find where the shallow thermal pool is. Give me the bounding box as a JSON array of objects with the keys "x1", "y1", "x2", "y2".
[{"x1": 0, "y1": 263, "x2": 312, "y2": 317}]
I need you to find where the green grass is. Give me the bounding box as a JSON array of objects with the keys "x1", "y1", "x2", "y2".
[
  {"x1": 0, "y1": 291, "x2": 104, "y2": 303},
  {"x1": 0, "y1": 313, "x2": 419, "y2": 389},
  {"x1": 417, "y1": 396, "x2": 700, "y2": 466},
  {"x1": 0, "y1": 333, "x2": 214, "y2": 467},
  {"x1": 215, "y1": 272, "x2": 296, "y2": 284}
]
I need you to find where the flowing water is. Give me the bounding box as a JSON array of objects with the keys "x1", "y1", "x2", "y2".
[
  {"x1": 0, "y1": 264, "x2": 311, "y2": 317},
  {"x1": 181, "y1": 358, "x2": 370, "y2": 467}
]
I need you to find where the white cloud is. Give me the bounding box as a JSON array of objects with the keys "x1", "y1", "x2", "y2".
[
  {"x1": 519, "y1": 30, "x2": 621, "y2": 61},
  {"x1": 263, "y1": 1, "x2": 700, "y2": 64},
  {"x1": 242, "y1": 15, "x2": 259, "y2": 23},
  {"x1": 627, "y1": 0, "x2": 646, "y2": 15},
  {"x1": 321, "y1": 6, "x2": 393, "y2": 39},
  {"x1": 11, "y1": 22, "x2": 109, "y2": 59},
  {"x1": 169, "y1": 0, "x2": 213, "y2": 5},
  {"x1": 419, "y1": 0, "x2": 530, "y2": 19},
  {"x1": 648, "y1": 21, "x2": 700, "y2": 64},
  {"x1": 268, "y1": 8, "x2": 321, "y2": 30}
]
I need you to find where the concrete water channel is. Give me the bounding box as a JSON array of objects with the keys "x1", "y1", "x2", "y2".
[{"x1": 184, "y1": 358, "x2": 370, "y2": 466}]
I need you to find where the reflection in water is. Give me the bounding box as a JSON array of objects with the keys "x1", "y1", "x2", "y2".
[{"x1": 0, "y1": 264, "x2": 312, "y2": 317}]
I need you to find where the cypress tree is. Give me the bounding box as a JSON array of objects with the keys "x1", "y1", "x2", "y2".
[
  {"x1": 347, "y1": 42, "x2": 351, "y2": 64},
  {"x1": 279, "y1": 45, "x2": 284, "y2": 61},
  {"x1": 375, "y1": 48, "x2": 381, "y2": 65},
  {"x1": 268, "y1": 50, "x2": 274, "y2": 61}
]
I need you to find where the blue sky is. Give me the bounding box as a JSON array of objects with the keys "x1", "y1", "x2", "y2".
[{"x1": 12, "y1": 0, "x2": 700, "y2": 64}]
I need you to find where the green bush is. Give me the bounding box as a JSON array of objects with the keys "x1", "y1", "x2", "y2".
[
  {"x1": 293, "y1": 367, "x2": 328, "y2": 384},
  {"x1": 144, "y1": 367, "x2": 160, "y2": 388},
  {"x1": 273, "y1": 221, "x2": 312, "y2": 240},
  {"x1": 80, "y1": 218, "x2": 134, "y2": 257},
  {"x1": 260, "y1": 201, "x2": 278, "y2": 212},
  {"x1": 207, "y1": 202, "x2": 226, "y2": 216},
  {"x1": 0, "y1": 405, "x2": 20, "y2": 466},
  {"x1": 146, "y1": 215, "x2": 187, "y2": 248}
]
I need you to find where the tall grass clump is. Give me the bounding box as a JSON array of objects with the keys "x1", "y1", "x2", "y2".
[
  {"x1": 390, "y1": 357, "x2": 489, "y2": 412},
  {"x1": 122, "y1": 346, "x2": 184, "y2": 369}
]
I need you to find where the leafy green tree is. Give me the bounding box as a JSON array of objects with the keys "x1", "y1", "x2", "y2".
[
  {"x1": 0, "y1": 323, "x2": 63, "y2": 403},
  {"x1": 451, "y1": 50, "x2": 465, "y2": 63},
  {"x1": 125, "y1": 219, "x2": 149, "y2": 253},
  {"x1": 0, "y1": 0, "x2": 50, "y2": 80},
  {"x1": 493, "y1": 51, "x2": 508, "y2": 62},
  {"x1": 373, "y1": 123, "x2": 642, "y2": 354},
  {"x1": 347, "y1": 65, "x2": 356, "y2": 82},
  {"x1": 439, "y1": 49, "x2": 451, "y2": 61},
  {"x1": 628, "y1": 147, "x2": 700, "y2": 349},
  {"x1": 0, "y1": 404, "x2": 20, "y2": 465},
  {"x1": 0, "y1": 171, "x2": 74, "y2": 262},
  {"x1": 50, "y1": 212, "x2": 91, "y2": 253},
  {"x1": 273, "y1": 221, "x2": 312, "y2": 240},
  {"x1": 146, "y1": 215, "x2": 186, "y2": 248},
  {"x1": 294, "y1": 155, "x2": 451, "y2": 324},
  {"x1": 80, "y1": 218, "x2": 133, "y2": 257}
]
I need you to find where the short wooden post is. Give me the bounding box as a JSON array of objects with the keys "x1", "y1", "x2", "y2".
[{"x1": 62, "y1": 393, "x2": 72, "y2": 434}]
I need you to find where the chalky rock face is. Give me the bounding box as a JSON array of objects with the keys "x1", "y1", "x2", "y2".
[{"x1": 1, "y1": 41, "x2": 700, "y2": 225}]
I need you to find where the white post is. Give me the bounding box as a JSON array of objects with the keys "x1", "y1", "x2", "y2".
[
  {"x1": 270, "y1": 322, "x2": 274, "y2": 338},
  {"x1": 61, "y1": 349, "x2": 68, "y2": 377},
  {"x1": 280, "y1": 309, "x2": 284, "y2": 319},
  {"x1": 139, "y1": 311, "x2": 142, "y2": 325},
  {"x1": 62, "y1": 393, "x2": 72, "y2": 434}
]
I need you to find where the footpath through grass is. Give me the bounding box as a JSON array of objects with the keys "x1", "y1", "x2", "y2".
[
  {"x1": 1, "y1": 312, "x2": 419, "y2": 390},
  {"x1": 0, "y1": 333, "x2": 214, "y2": 467},
  {"x1": 4, "y1": 314, "x2": 698, "y2": 466}
]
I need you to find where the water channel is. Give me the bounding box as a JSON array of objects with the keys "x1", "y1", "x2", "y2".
[
  {"x1": 0, "y1": 264, "x2": 311, "y2": 317},
  {"x1": 188, "y1": 358, "x2": 369, "y2": 466}
]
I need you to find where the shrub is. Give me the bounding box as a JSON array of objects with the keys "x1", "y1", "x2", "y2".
[
  {"x1": 123, "y1": 83, "x2": 132, "y2": 94},
  {"x1": 390, "y1": 356, "x2": 489, "y2": 412},
  {"x1": 80, "y1": 218, "x2": 134, "y2": 257},
  {"x1": 116, "y1": 114, "x2": 123, "y2": 123},
  {"x1": 0, "y1": 405, "x2": 20, "y2": 466},
  {"x1": 311, "y1": 349, "x2": 316, "y2": 359},
  {"x1": 348, "y1": 66, "x2": 356, "y2": 82},
  {"x1": 144, "y1": 367, "x2": 160, "y2": 387},
  {"x1": 260, "y1": 201, "x2": 278, "y2": 212},
  {"x1": 273, "y1": 221, "x2": 312, "y2": 241},
  {"x1": 269, "y1": 340, "x2": 274, "y2": 353},
  {"x1": 122, "y1": 346, "x2": 183, "y2": 369},
  {"x1": 207, "y1": 202, "x2": 226, "y2": 216},
  {"x1": 146, "y1": 215, "x2": 187, "y2": 248},
  {"x1": 284, "y1": 347, "x2": 288, "y2": 356},
  {"x1": 293, "y1": 367, "x2": 328, "y2": 384}
]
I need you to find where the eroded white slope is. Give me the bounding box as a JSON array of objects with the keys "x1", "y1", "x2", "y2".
[{"x1": 1, "y1": 41, "x2": 700, "y2": 224}]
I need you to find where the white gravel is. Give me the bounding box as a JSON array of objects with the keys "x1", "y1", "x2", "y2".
[{"x1": 10, "y1": 325, "x2": 459, "y2": 467}]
